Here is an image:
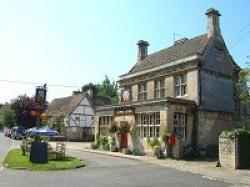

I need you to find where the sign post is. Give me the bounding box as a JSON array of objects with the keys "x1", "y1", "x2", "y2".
[{"x1": 34, "y1": 84, "x2": 47, "y2": 127}]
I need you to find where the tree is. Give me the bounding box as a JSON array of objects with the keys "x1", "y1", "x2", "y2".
[
  {"x1": 3, "y1": 107, "x2": 15, "y2": 127},
  {"x1": 97, "y1": 75, "x2": 118, "y2": 103},
  {"x1": 0, "y1": 105, "x2": 14, "y2": 128},
  {"x1": 237, "y1": 68, "x2": 250, "y2": 104},
  {"x1": 81, "y1": 82, "x2": 99, "y2": 96},
  {"x1": 236, "y1": 68, "x2": 250, "y2": 128},
  {"x1": 11, "y1": 95, "x2": 36, "y2": 128},
  {"x1": 80, "y1": 76, "x2": 118, "y2": 103}
]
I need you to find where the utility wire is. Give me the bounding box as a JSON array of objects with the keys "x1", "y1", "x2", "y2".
[
  {"x1": 230, "y1": 30, "x2": 250, "y2": 49},
  {"x1": 231, "y1": 22, "x2": 250, "y2": 43},
  {"x1": 0, "y1": 79, "x2": 78, "y2": 88}
]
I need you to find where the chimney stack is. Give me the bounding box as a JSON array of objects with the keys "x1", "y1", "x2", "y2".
[
  {"x1": 205, "y1": 8, "x2": 221, "y2": 38},
  {"x1": 137, "y1": 40, "x2": 149, "y2": 61}
]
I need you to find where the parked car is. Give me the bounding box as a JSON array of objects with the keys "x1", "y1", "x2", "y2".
[
  {"x1": 10, "y1": 126, "x2": 26, "y2": 139},
  {"x1": 4, "y1": 127, "x2": 11, "y2": 137},
  {"x1": 25, "y1": 127, "x2": 59, "y2": 137}
]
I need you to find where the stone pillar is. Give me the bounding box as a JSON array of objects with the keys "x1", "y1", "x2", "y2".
[
  {"x1": 147, "y1": 80, "x2": 155, "y2": 100},
  {"x1": 95, "y1": 116, "x2": 100, "y2": 137},
  {"x1": 165, "y1": 76, "x2": 174, "y2": 97},
  {"x1": 132, "y1": 84, "x2": 138, "y2": 102}
]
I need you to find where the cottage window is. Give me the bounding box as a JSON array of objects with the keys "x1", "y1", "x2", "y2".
[
  {"x1": 136, "y1": 113, "x2": 160, "y2": 138},
  {"x1": 174, "y1": 74, "x2": 187, "y2": 96},
  {"x1": 154, "y1": 79, "x2": 165, "y2": 99},
  {"x1": 99, "y1": 116, "x2": 113, "y2": 126},
  {"x1": 138, "y1": 83, "x2": 147, "y2": 101},
  {"x1": 173, "y1": 113, "x2": 186, "y2": 140}
]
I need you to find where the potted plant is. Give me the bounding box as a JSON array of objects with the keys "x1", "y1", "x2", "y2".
[
  {"x1": 160, "y1": 129, "x2": 170, "y2": 157},
  {"x1": 99, "y1": 135, "x2": 109, "y2": 150},
  {"x1": 109, "y1": 121, "x2": 118, "y2": 134},
  {"x1": 110, "y1": 136, "x2": 117, "y2": 152},
  {"x1": 119, "y1": 121, "x2": 130, "y2": 154},
  {"x1": 147, "y1": 137, "x2": 161, "y2": 157}
]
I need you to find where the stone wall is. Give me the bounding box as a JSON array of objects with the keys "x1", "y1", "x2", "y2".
[
  {"x1": 219, "y1": 133, "x2": 250, "y2": 169},
  {"x1": 219, "y1": 135, "x2": 237, "y2": 168},
  {"x1": 66, "y1": 126, "x2": 94, "y2": 141},
  {"x1": 197, "y1": 110, "x2": 233, "y2": 146},
  {"x1": 131, "y1": 84, "x2": 138, "y2": 102}
]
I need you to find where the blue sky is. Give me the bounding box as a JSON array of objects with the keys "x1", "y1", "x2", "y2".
[{"x1": 0, "y1": 0, "x2": 249, "y2": 103}]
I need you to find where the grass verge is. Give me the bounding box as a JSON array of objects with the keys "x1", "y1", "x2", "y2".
[{"x1": 4, "y1": 148, "x2": 85, "y2": 171}]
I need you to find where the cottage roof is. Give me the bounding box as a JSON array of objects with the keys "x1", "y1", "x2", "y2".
[
  {"x1": 127, "y1": 34, "x2": 209, "y2": 74},
  {"x1": 44, "y1": 93, "x2": 111, "y2": 116}
]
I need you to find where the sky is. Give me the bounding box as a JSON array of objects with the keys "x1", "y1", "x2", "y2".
[{"x1": 0, "y1": 0, "x2": 249, "y2": 104}]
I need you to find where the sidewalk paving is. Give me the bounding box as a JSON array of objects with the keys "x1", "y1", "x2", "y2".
[{"x1": 51, "y1": 141, "x2": 250, "y2": 186}]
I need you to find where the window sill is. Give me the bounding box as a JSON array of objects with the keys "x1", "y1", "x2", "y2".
[{"x1": 175, "y1": 95, "x2": 188, "y2": 98}]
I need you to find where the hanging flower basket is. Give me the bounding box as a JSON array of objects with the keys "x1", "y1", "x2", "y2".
[
  {"x1": 41, "y1": 114, "x2": 49, "y2": 121},
  {"x1": 30, "y1": 111, "x2": 37, "y2": 116}
]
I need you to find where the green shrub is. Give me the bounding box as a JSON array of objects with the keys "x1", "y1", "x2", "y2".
[
  {"x1": 110, "y1": 136, "x2": 116, "y2": 146},
  {"x1": 223, "y1": 128, "x2": 250, "y2": 138},
  {"x1": 160, "y1": 129, "x2": 169, "y2": 142},
  {"x1": 109, "y1": 121, "x2": 118, "y2": 134},
  {"x1": 95, "y1": 133, "x2": 101, "y2": 147},
  {"x1": 100, "y1": 135, "x2": 109, "y2": 150},
  {"x1": 147, "y1": 137, "x2": 160, "y2": 148},
  {"x1": 90, "y1": 142, "x2": 98, "y2": 149},
  {"x1": 119, "y1": 121, "x2": 130, "y2": 134}
]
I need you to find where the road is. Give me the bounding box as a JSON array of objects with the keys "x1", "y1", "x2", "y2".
[
  {"x1": 0, "y1": 133, "x2": 230, "y2": 187},
  {"x1": 0, "y1": 132, "x2": 20, "y2": 162}
]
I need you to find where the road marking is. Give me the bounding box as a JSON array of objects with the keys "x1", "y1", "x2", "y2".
[{"x1": 202, "y1": 175, "x2": 217, "y2": 181}]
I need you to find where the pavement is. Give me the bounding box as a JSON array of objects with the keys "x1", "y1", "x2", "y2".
[
  {"x1": 50, "y1": 141, "x2": 250, "y2": 187},
  {"x1": 0, "y1": 134, "x2": 230, "y2": 187}
]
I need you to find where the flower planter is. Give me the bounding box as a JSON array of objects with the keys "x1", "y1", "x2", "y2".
[
  {"x1": 30, "y1": 142, "x2": 48, "y2": 163},
  {"x1": 110, "y1": 145, "x2": 117, "y2": 152},
  {"x1": 122, "y1": 148, "x2": 131, "y2": 154}
]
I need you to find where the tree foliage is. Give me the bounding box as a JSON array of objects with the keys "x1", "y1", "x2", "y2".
[
  {"x1": 81, "y1": 83, "x2": 99, "y2": 96},
  {"x1": 97, "y1": 75, "x2": 118, "y2": 103},
  {"x1": 0, "y1": 105, "x2": 15, "y2": 128},
  {"x1": 237, "y1": 68, "x2": 250, "y2": 105},
  {"x1": 11, "y1": 95, "x2": 36, "y2": 128},
  {"x1": 236, "y1": 68, "x2": 250, "y2": 128},
  {"x1": 81, "y1": 75, "x2": 118, "y2": 103}
]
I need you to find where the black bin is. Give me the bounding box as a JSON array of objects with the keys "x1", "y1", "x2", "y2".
[{"x1": 30, "y1": 142, "x2": 48, "y2": 163}]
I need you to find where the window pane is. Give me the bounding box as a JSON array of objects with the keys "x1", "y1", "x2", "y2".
[
  {"x1": 149, "y1": 127, "x2": 154, "y2": 137},
  {"x1": 174, "y1": 113, "x2": 179, "y2": 125},
  {"x1": 150, "y1": 114, "x2": 155, "y2": 125},
  {"x1": 180, "y1": 115, "x2": 185, "y2": 126},
  {"x1": 160, "y1": 80, "x2": 165, "y2": 88},
  {"x1": 175, "y1": 76, "x2": 181, "y2": 85},
  {"x1": 175, "y1": 86, "x2": 180, "y2": 96},
  {"x1": 155, "y1": 126, "x2": 160, "y2": 137},
  {"x1": 143, "y1": 127, "x2": 147, "y2": 137},
  {"x1": 181, "y1": 74, "x2": 187, "y2": 84},
  {"x1": 156, "y1": 113, "x2": 160, "y2": 124}
]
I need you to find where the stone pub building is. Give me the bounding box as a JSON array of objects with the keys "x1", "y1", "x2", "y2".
[{"x1": 95, "y1": 8, "x2": 240, "y2": 157}]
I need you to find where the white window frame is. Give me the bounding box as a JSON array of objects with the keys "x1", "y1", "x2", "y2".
[
  {"x1": 173, "y1": 113, "x2": 186, "y2": 140},
  {"x1": 138, "y1": 83, "x2": 147, "y2": 101},
  {"x1": 154, "y1": 79, "x2": 165, "y2": 99},
  {"x1": 174, "y1": 74, "x2": 187, "y2": 97},
  {"x1": 136, "y1": 113, "x2": 160, "y2": 138}
]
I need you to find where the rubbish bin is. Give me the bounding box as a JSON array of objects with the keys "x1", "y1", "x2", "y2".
[{"x1": 30, "y1": 142, "x2": 48, "y2": 163}]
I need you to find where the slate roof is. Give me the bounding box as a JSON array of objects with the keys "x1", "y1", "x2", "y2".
[
  {"x1": 127, "y1": 34, "x2": 209, "y2": 74},
  {"x1": 44, "y1": 93, "x2": 111, "y2": 116}
]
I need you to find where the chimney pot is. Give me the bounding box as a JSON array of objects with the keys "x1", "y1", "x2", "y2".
[
  {"x1": 137, "y1": 40, "x2": 149, "y2": 62},
  {"x1": 205, "y1": 8, "x2": 221, "y2": 38}
]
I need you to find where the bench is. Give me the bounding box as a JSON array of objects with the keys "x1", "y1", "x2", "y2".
[{"x1": 48, "y1": 143, "x2": 66, "y2": 160}]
